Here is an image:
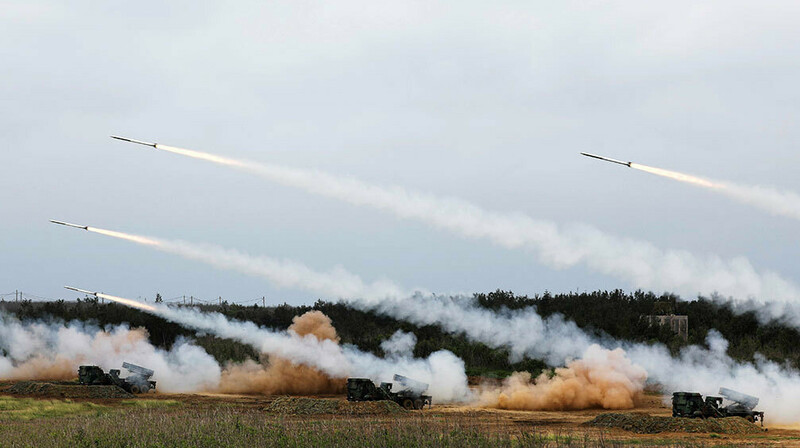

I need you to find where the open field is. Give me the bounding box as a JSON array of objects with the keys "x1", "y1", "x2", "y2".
[{"x1": 1, "y1": 383, "x2": 798, "y2": 448}]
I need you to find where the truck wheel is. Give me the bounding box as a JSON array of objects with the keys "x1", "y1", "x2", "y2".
[
  {"x1": 414, "y1": 399, "x2": 423, "y2": 410},
  {"x1": 746, "y1": 415, "x2": 755, "y2": 423},
  {"x1": 130, "y1": 385, "x2": 141, "y2": 394},
  {"x1": 401, "y1": 398, "x2": 415, "y2": 410}
]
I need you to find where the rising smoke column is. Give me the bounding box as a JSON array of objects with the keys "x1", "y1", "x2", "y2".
[
  {"x1": 137, "y1": 143, "x2": 800, "y2": 310},
  {"x1": 217, "y1": 310, "x2": 346, "y2": 395},
  {"x1": 0, "y1": 311, "x2": 221, "y2": 392}
]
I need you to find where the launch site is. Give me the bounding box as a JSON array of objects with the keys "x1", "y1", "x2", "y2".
[{"x1": 4, "y1": 2, "x2": 800, "y2": 447}]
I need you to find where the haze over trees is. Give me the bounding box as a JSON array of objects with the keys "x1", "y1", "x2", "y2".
[{"x1": 2, "y1": 289, "x2": 798, "y2": 377}]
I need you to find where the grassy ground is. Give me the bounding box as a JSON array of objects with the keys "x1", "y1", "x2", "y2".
[
  {"x1": 0, "y1": 396, "x2": 106, "y2": 420},
  {"x1": 0, "y1": 395, "x2": 785, "y2": 448},
  {"x1": 0, "y1": 409, "x2": 692, "y2": 447}
]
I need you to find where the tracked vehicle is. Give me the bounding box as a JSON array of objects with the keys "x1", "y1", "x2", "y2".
[
  {"x1": 78, "y1": 362, "x2": 156, "y2": 394},
  {"x1": 346, "y1": 374, "x2": 432, "y2": 410}
]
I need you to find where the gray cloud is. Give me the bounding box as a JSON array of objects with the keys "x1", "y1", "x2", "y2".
[{"x1": 2, "y1": 1, "x2": 800, "y2": 304}]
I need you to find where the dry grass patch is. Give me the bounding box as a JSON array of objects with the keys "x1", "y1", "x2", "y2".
[
  {"x1": 585, "y1": 413, "x2": 765, "y2": 435},
  {"x1": 266, "y1": 396, "x2": 406, "y2": 415}
]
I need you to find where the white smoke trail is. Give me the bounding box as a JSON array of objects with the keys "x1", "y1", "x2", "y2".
[
  {"x1": 84, "y1": 227, "x2": 596, "y2": 363},
  {"x1": 631, "y1": 163, "x2": 800, "y2": 221},
  {"x1": 718, "y1": 182, "x2": 800, "y2": 221},
  {"x1": 86, "y1": 296, "x2": 469, "y2": 402},
  {"x1": 0, "y1": 311, "x2": 221, "y2": 392},
  {"x1": 85, "y1": 226, "x2": 407, "y2": 300},
  {"x1": 79, "y1": 228, "x2": 800, "y2": 421},
  {"x1": 85, "y1": 223, "x2": 800, "y2": 338},
  {"x1": 630, "y1": 163, "x2": 719, "y2": 189},
  {"x1": 148, "y1": 144, "x2": 800, "y2": 310}
]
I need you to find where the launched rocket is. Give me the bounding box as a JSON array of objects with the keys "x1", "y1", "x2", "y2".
[
  {"x1": 49, "y1": 219, "x2": 88, "y2": 230},
  {"x1": 64, "y1": 286, "x2": 97, "y2": 296},
  {"x1": 110, "y1": 135, "x2": 157, "y2": 148},
  {"x1": 580, "y1": 152, "x2": 632, "y2": 168}
]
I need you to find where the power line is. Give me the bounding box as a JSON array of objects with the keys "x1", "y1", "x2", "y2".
[{"x1": 0, "y1": 289, "x2": 278, "y2": 307}]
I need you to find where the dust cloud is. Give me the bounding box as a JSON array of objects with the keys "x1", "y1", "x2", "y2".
[
  {"x1": 217, "y1": 311, "x2": 345, "y2": 395},
  {"x1": 478, "y1": 346, "x2": 647, "y2": 411}
]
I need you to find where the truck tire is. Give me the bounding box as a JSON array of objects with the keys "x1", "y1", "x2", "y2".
[
  {"x1": 401, "y1": 398, "x2": 415, "y2": 410},
  {"x1": 746, "y1": 415, "x2": 754, "y2": 423},
  {"x1": 414, "y1": 399, "x2": 423, "y2": 410},
  {"x1": 130, "y1": 385, "x2": 141, "y2": 394}
]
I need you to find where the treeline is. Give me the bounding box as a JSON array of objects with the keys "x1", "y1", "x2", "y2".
[
  {"x1": 2, "y1": 289, "x2": 799, "y2": 375},
  {"x1": 476, "y1": 289, "x2": 800, "y2": 368}
]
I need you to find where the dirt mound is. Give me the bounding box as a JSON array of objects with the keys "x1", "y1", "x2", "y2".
[
  {"x1": 7, "y1": 381, "x2": 134, "y2": 399},
  {"x1": 266, "y1": 397, "x2": 406, "y2": 416},
  {"x1": 585, "y1": 413, "x2": 764, "y2": 434}
]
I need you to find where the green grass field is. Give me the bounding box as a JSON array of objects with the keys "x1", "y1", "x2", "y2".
[
  {"x1": 0, "y1": 396, "x2": 106, "y2": 420},
  {"x1": 0, "y1": 396, "x2": 776, "y2": 448}
]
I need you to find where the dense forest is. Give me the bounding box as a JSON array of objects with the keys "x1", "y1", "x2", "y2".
[{"x1": 2, "y1": 289, "x2": 799, "y2": 376}]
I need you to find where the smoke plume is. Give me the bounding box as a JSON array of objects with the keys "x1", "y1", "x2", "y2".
[
  {"x1": 83, "y1": 228, "x2": 597, "y2": 363},
  {"x1": 82, "y1": 223, "x2": 800, "y2": 340},
  {"x1": 217, "y1": 311, "x2": 345, "y2": 395},
  {"x1": 479, "y1": 345, "x2": 647, "y2": 411},
  {"x1": 631, "y1": 163, "x2": 800, "y2": 222},
  {"x1": 140, "y1": 143, "x2": 800, "y2": 309},
  {"x1": 0, "y1": 311, "x2": 221, "y2": 392},
  {"x1": 72, "y1": 227, "x2": 800, "y2": 420},
  {"x1": 625, "y1": 330, "x2": 800, "y2": 424},
  {"x1": 87, "y1": 295, "x2": 471, "y2": 402}
]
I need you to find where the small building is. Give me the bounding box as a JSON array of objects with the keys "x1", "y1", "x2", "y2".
[{"x1": 645, "y1": 314, "x2": 688, "y2": 342}]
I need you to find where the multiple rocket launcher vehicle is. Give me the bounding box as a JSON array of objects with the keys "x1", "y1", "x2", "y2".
[
  {"x1": 78, "y1": 362, "x2": 156, "y2": 394},
  {"x1": 672, "y1": 388, "x2": 765, "y2": 425},
  {"x1": 49, "y1": 137, "x2": 761, "y2": 419}
]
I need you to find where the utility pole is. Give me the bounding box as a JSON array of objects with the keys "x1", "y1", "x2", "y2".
[
  {"x1": 183, "y1": 295, "x2": 186, "y2": 305},
  {"x1": 190, "y1": 296, "x2": 193, "y2": 306},
  {"x1": 262, "y1": 296, "x2": 265, "y2": 307},
  {"x1": 218, "y1": 296, "x2": 221, "y2": 305},
  {"x1": 15, "y1": 290, "x2": 18, "y2": 302}
]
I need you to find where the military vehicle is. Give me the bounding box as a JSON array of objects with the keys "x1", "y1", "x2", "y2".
[
  {"x1": 78, "y1": 362, "x2": 156, "y2": 394},
  {"x1": 346, "y1": 374, "x2": 432, "y2": 410},
  {"x1": 672, "y1": 388, "x2": 764, "y2": 425}
]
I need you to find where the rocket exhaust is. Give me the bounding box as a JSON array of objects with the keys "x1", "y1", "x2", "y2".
[
  {"x1": 110, "y1": 135, "x2": 157, "y2": 148},
  {"x1": 580, "y1": 152, "x2": 632, "y2": 167},
  {"x1": 64, "y1": 286, "x2": 157, "y2": 312}
]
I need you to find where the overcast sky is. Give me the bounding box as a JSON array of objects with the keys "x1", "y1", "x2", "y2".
[{"x1": 2, "y1": 1, "x2": 800, "y2": 305}]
